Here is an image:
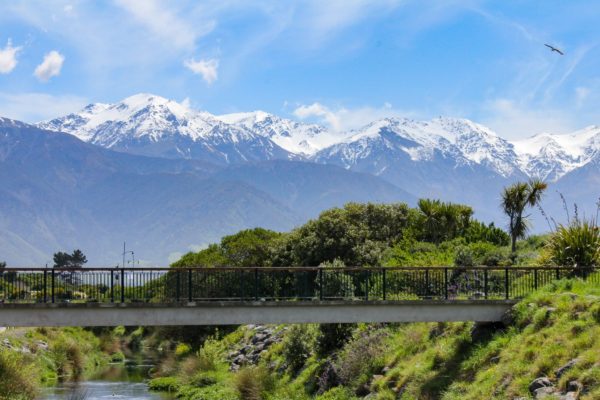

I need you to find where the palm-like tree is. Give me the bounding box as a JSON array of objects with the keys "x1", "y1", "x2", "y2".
[{"x1": 501, "y1": 179, "x2": 548, "y2": 252}]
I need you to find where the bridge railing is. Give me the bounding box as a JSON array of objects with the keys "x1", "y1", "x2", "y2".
[{"x1": 0, "y1": 267, "x2": 597, "y2": 304}]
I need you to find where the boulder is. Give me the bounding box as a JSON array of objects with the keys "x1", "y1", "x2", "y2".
[
  {"x1": 534, "y1": 386, "x2": 556, "y2": 399},
  {"x1": 555, "y1": 359, "x2": 579, "y2": 378},
  {"x1": 566, "y1": 381, "x2": 582, "y2": 393},
  {"x1": 529, "y1": 377, "x2": 553, "y2": 395}
]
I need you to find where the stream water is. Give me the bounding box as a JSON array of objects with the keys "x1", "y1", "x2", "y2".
[{"x1": 41, "y1": 357, "x2": 173, "y2": 400}]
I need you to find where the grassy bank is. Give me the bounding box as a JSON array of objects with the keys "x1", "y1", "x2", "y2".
[
  {"x1": 0, "y1": 327, "x2": 121, "y2": 400},
  {"x1": 146, "y1": 278, "x2": 599, "y2": 400}
]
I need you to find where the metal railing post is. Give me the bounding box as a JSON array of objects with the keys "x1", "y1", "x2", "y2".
[
  {"x1": 444, "y1": 268, "x2": 448, "y2": 300},
  {"x1": 254, "y1": 268, "x2": 258, "y2": 301},
  {"x1": 534, "y1": 269, "x2": 538, "y2": 290},
  {"x1": 121, "y1": 268, "x2": 125, "y2": 303},
  {"x1": 43, "y1": 270, "x2": 47, "y2": 303},
  {"x1": 110, "y1": 270, "x2": 114, "y2": 303},
  {"x1": 382, "y1": 268, "x2": 387, "y2": 301},
  {"x1": 365, "y1": 270, "x2": 369, "y2": 301},
  {"x1": 319, "y1": 269, "x2": 323, "y2": 300},
  {"x1": 425, "y1": 269, "x2": 430, "y2": 298},
  {"x1": 51, "y1": 269, "x2": 55, "y2": 303},
  {"x1": 188, "y1": 269, "x2": 192, "y2": 302},
  {"x1": 176, "y1": 270, "x2": 181, "y2": 302},
  {"x1": 484, "y1": 269, "x2": 488, "y2": 299},
  {"x1": 505, "y1": 268, "x2": 509, "y2": 299},
  {"x1": 556, "y1": 267, "x2": 560, "y2": 280}
]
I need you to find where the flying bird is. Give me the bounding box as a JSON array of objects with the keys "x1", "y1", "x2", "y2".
[{"x1": 544, "y1": 44, "x2": 564, "y2": 55}]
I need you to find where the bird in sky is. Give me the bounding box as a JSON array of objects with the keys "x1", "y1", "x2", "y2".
[{"x1": 544, "y1": 44, "x2": 564, "y2": 55}]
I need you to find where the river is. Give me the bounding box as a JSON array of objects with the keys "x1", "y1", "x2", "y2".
[{"x1": 41, "y1": 357, "x2": 173, "y2": 400}]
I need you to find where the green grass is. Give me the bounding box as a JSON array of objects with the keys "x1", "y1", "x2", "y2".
[{"x1": 146, "y1": 277, "x2": 600, "y2": 400}]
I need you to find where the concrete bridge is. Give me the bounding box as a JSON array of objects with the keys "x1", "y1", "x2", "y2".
[{"x1": 0, "y1": 266, "x2": 595, "y2": 326}]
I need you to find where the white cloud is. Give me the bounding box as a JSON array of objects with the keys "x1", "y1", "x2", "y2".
[
  {"x1": 293, "y1": 102, "x2": 414, "y2": 132},
  {"x1": 114, "y1": 0, "x2": 213, "y2": 51},
  {"x1": 575, "y1": 86, "x2": 590, "y2": 108},
  {"x1": 0, "y1": 92, "x2": 88, "y2": 123},
  {"x1": 34, "y1": 51, "x2": 65, "y2": 82},
  {"x1": 481, "y1": 98, "x2": 577, "y2": 138},
  {"x1": 184, "y1": 58, "x2": 219, "y2": 84},
  {"x1": 0, "y1": 39, "x2": 21, "y2": 74}
]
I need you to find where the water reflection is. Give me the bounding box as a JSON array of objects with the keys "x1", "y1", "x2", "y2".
[{"x1": 42, "y1": 358, "x2": 173, "y2": 400}]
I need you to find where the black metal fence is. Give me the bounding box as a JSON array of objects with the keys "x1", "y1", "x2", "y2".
[{"x1": 0, "y1": 267, "x2": 597, "y2": 304}]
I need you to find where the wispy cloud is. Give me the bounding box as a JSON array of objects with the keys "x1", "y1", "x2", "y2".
[
  {"x1": 293, "y1": 102, "x2": 415, "y2": 132},
  {"x1": 481, "y1": 98, "x2": 577, "y2": 138},
  {"x1": 0, "y1": 39, "x2": 21, "y2": 74},
  {"x1": 114, "y1": 0, "x2": 214, "y2": 51},
  {"x1": 184, "y1": 58, "x2": 219, "y2": 84},
  {"x1": 0, "y1": 92, "x2": 87, "y2": 122},
  {"x1": 34, "y1": 50, "x2": 65, "y2": 82}
]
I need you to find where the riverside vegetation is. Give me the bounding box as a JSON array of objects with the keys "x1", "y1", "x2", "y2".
[{"x1": 1, "y1": 187, "x2": 599, "y2": 399}]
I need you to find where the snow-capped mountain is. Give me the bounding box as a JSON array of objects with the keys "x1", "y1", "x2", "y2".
[
  {"x1": 39, "y1": 94, "x2": 293, "y2": 165},
  {"x1": 512, "y1": 126, "x2": 600, "y2": 181},
  {"x1": 37, "y1": 93, "x2": 599, "y2": 184},
  {"x1": 312, "y1": 117, "x2": 521, "y2": 178},
  {"x1": 217, "y1": 111, "x2": 343, "y2": 155}
]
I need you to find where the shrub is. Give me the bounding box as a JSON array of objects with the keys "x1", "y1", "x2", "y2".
[
  {"x1": 335, "y1": 330, "x2": 388, "y2": 389},
  {"x1": 51, "y1": 337, "x2": 84, "y2": 379},
  {"x1": 0, "y1": 348, "x2": 39, "y2": 399},
  {"x1": 316, "y1": 387, "x2": 359, "y2": 400},
  {"x1": 282, "y1": 325, "x2": 315, "y2": 374},
  {"x1": 234, "y1": 366, "x2": 274, "y2": 400},
  {"x1": 175, "y1": 343, "x2": 192, "y2": 358},
  {"x1": 545, "y1": 219, "x2": 600, "y2": 271},
  {"x1": 317, "y1": 324, "x2": 354, "y2": 356},
  {"x1": 148, "y1": 376, "x2": 181, "y2": 392},
  {"x1": 454, "y1": 246, "x2": 474, "y2": 267},
  {"x1": 110, "y1": 351, "x2": 125, "y2": 362}
]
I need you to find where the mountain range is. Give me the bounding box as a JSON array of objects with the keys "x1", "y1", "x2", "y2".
[{"x1": 1, "y1": 93, "x2": 598, "y2": 265}]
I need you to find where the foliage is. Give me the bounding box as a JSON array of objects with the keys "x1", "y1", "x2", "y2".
[
  {"x1": 175, "y1": 343, "x2": 192, "y2": 358},
  {"x1": 316, "y1": 387, "x2": 359, "y2": 400},
  {"x1": 501, "y1": 179, "x2": 548, "y2": 252},
  {"x1": 454, "y1": 246, "x2": 474, "y2": 267},
  {"x1": 545, "y1": 218, "x2": 600, "y2": 269},
  {"x1": 172, "y1": 244, "x2": 229, "y2": 268},
  {"x1": 464, "y1": 221, "x2": 510, "y2": 246},
  {"x1": 316, "y1": 323, "x2": 354, "y2": 356},
  {"x1": 148, "y1": 376, "x2": 181, "y2": 392},
  {"x1": 172, "y1": 201, "x2": 512, "y2": 268},
  {"x1": 417, "y1": 199, "x2": 473, "y2": 243},
  {"x1": 53, "y1": 249, "x2": 88, "y2": 268},
  {"x1": 234, "y1": 366, "x2": 274, "y2": 400},
  {"x1": 282, "y1": 324, "x2": 316, "y2": 374},
  {"x1": 0, "y1": 348, "x2": 39, "y2": 400},
  {"x1": 172, "y1": 228, "x2": 281, "y2": 267},
  {"x1": 335, "y1": 329, "x2": 388, "y2": 390}
]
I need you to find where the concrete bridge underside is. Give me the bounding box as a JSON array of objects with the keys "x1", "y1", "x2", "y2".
[{"x1": 0, "y1": 300, "x2": 516, "y2": 327}]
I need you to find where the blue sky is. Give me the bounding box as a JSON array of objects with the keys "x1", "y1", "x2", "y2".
[{"x1": 1, "y1": 0, "x2": 600, "y2": 138}]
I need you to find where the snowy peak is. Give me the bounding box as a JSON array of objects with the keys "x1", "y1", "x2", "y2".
[
  {"x1": 512, "y1": 126, "x2": 600, "y2": 180},
  {"x1": 217, "y1": 111, "x2": 341, "y2": 155},
  {"x1": 321, "y1": 117, "x2": 520, "y2": 176},
  {"x1": 32, "y1": 93, "x2": 600, "y2": 179},
  {"x1": 38, "y1": 94, "x2": 294, "y2": 164}
]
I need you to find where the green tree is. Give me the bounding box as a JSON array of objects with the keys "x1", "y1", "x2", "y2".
[
  {"x1": 53, "y1": 250, "x2": 88, "y2": 268},
  {"x1": 501, "y1": 179, "x2": 548, "y2": 252},
  {"x1": 220, "y1": 228, "x2": 281, "y2": 267}
]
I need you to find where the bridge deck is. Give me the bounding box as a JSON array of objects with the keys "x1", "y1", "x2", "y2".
[
  {"x1": 0, "y1": 300, "x2": 516, "y2": 326},
  {"x1": 0, "y1": 267, "x2": 596, "y2": 325}
]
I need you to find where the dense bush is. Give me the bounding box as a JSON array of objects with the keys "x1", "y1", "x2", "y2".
[
  {"x1": 234, "y1": 366, "x2": 274, "y2": 400},
  {"x1": 545, "y1": 218, "x2": 600, "y2": 270},
  {"x1": 282, "y1": 324, "x2": 315, "y2": 374},
  {"x1": 335, "y1": 330, "x2": 388, "y2": 390},
  {"x1": 0, "y1": 348, "x2": 39, "y2": 400},
  {"x1": 316, "y1": 323, "x2": 355, "y2": 356}
]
